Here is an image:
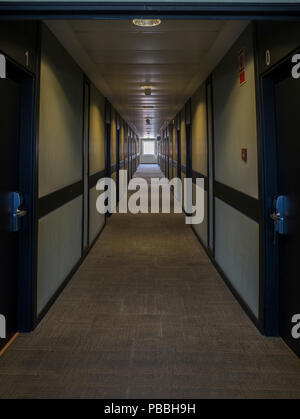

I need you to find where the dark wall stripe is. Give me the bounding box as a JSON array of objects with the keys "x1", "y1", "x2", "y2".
[
  {"x1": 38, "y1": 180, "x2": 83, "y2": 218},
  {"x1": 192, "y1": 170, "x2": 208, "y2": 191},
  {"x1": 89, "y1": 169, "x2": 106, "y2": 189},
  {"x1": 214, "y1": 181, "x2": 259, "y2": 222}
]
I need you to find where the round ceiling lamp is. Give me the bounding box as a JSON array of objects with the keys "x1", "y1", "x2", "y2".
[
  {"x1": 132, "y1": 19, "x2": 162, "y2": 28},
  {"x1": 141, "y1": 85, "x2": 153, "y2": 96}
]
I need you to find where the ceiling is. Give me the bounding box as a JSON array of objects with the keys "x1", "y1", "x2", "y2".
[{"x1": 46, "y1": 19, "x2": 248, "y2": 137}]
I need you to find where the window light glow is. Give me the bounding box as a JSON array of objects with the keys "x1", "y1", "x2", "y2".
[{"x1": 143, "y1": 141, "x2": 155, "y2": 155}]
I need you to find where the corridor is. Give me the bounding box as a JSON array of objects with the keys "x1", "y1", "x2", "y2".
[
  {"x1": 0, "y1": 164, "x2": 299, "y2": 399},
  {"x1": 1, "y1": 13, "x2": 300, "y2": 400}
]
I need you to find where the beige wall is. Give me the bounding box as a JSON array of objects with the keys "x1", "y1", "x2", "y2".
[
  {"x1": 111, "y1": 108, "x2": 117, "y2": 166},
  {"x1": 37, "y1": 197, "x2": 82, "y2": 314},
  {"x1": 213, "y1": 24, "x2": 258, "y2": 199},
  {"x1": 173, "y1": 125, "x2": 177, "y2": 162},
  {"x1": 120, "y1": 122, "x2": 125, "y2": 162},
  {"x1": 89, "y1": 84, "x2": 106, "y2": 243},
  {"x1": 37, "y1": 26, "x2": 108, "y2": 315},
  {"x1": 37, "y1": 26, "x2": 84, "y2": 313},
  {"x1": 213, "y1": 23, "x2": 260, "y2": 318},
  {"x1": 38, "y1": 25, "x2": 83, "y2": 198},
  {"x1": 192, "y1": 188, "x2": 208, "y2": 247},
  {"x1": 191, "y1": 82, "x2": 208, "y2": 246},
  {"x1": 89, "y1": 84, "x2": 106, "y2": 175},
  {"x1": 171, "y1": 24, "x2": 260, "y2": 318},
  {"x1": 180, "y1": 108, "x2": 186, "y2": 169},
  {"x1": 215, "y1": 198, "x2": 259, "y2": 317},
  {"x1": 89, "y1": 186, "x2": 105, "y2": 244},
  {"x1": 191, "y1": 83, "x2": 207, "y2": 176}
]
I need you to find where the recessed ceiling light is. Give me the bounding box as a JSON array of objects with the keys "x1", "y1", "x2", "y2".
[
  {"x1": 141, "y1": 85, "x2": 154, "y2": 96},
  {"x1": 132, "y1": 19, "x2": 161, "y2": 28}
]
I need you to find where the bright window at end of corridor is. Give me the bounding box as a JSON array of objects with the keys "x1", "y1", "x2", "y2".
[{"x1": 143, "y1": 140, "x2": 155, "y2": 155}]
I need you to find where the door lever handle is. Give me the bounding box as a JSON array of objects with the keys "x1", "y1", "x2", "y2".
[
  {"x1": 16, "y1": 209, "x2": 27, "y2": 217},
  {"x1": 270, "y1": 197, "x2": 288, "y2": 235},
  {"x1": 270, "y1": 212, "x2": 281, "y2": 221},
  {"x1": 0, "y1": 192, "x2": 27, "y2": 232}
]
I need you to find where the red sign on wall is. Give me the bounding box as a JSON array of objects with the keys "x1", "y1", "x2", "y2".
[
  {"x1": 238, "y1": 48, "x2": 246, "y2": 85},
  {"x1": 241, "y1": 148, "x2": 247, "y2": 162}
]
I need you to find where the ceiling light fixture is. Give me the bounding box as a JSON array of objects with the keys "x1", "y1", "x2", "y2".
[
  {"x1": 141, "y1": 85, "x2": 154, "y2": 96},
  {"x1": 132, "y1": 19, "x2": 161, "y2": 28}
]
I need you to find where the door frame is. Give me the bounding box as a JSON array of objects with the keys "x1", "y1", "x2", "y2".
[
  {"x1": 82, "y1": 76, "x2": 90, "y2": 255},
  {"x1": 176, "y1": 113, "x2": 181, "y2": 180},
  {"x1": 128, "y1": 128, "x2": 131, "y2": 180},
  {"x1": 206, "y1": 75, "x2": 215, "y2": 258},
  {"x1": 185, "y1": 99, "x2": 192, "y2": 179},
  {"x1": 116, "y1": 112, "x2": 120, "y2": 202},
  {"x1": 1, "y1": 2, "x2": 300, "y2": 20},
  {"x1": 169, "y1": 123, "x2": 173, "y2": 180},
  {"x1": 166, "y1": 130, "x2": 169, "y2": 178},
  {"x1": 258, "y1": 49, "x2": 299, "y2": 336},
  {"x1": 1, "y1": 55, "x2": 38, "y2": 334}
]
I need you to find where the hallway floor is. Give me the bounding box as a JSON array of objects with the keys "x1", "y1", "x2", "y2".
[{"x1": 0, "y1": 164, "x2": 300, "y2": 398}]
